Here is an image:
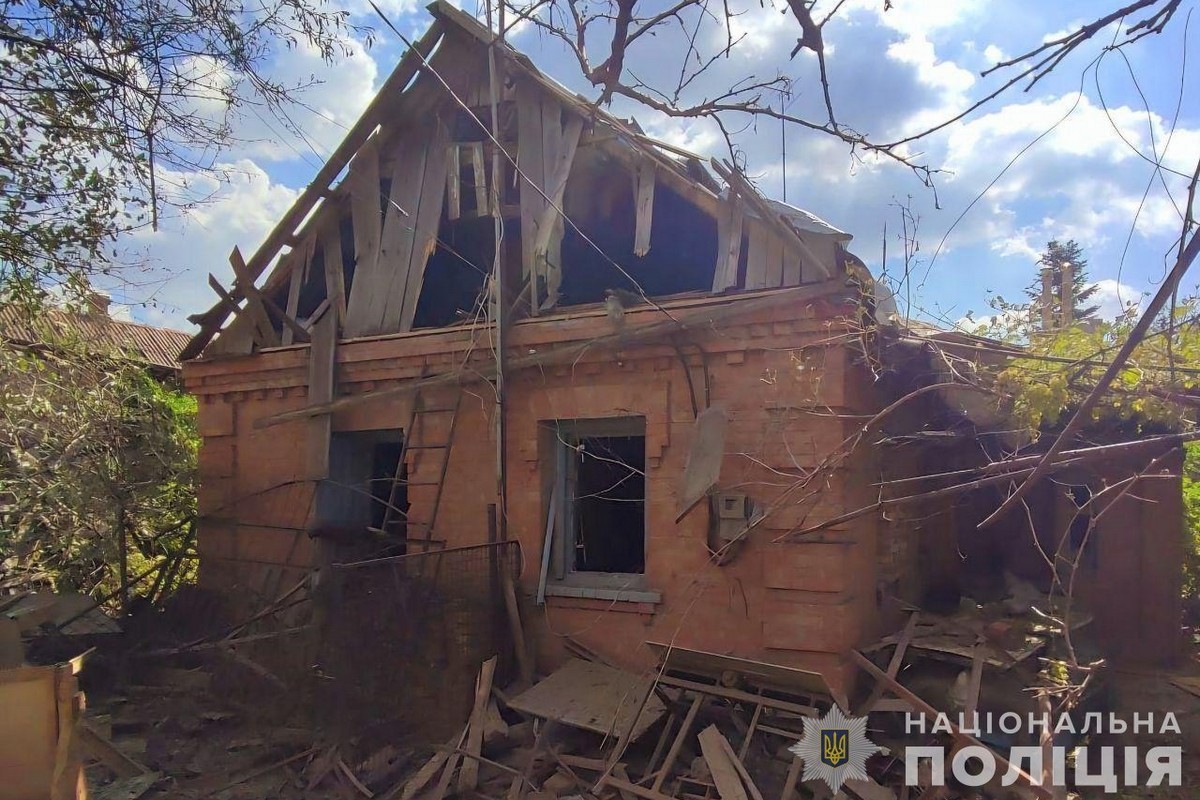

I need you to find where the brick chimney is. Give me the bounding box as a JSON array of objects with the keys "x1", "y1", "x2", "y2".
[{"x1": 84, "y1": 290, "x2": 112, "y2": 317}]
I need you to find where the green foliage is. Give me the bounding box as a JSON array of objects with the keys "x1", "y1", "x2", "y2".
[
  {"x1": 966, "y1": 298, "x2": 1199, "y2": 437},
  {"x1": 1183, "y1": 442, "x2": 1200, "y2": 599},
  {"x1": 0, "y1": 0, "x2": 367, "y2": 299},
  {"x1": 0, "y1": 326, "x2": 198, "y2": 600}
]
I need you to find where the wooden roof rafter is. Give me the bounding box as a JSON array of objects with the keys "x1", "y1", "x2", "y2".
[{"x1": 179, "y1": 18, "x2": 448, "y2": 361}]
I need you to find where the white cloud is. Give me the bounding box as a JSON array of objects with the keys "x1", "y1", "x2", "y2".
[
  {"x1": 983, "y1": 44, "x2": 1007, "y2": 64},
  {"x1": 119, "y1": 160, "x2": 300, "y2": 329},
  {"x1": 227, "y1": 35, "x2": 380, "y2": 162},
  {"x1": 1088, "y1": 278, "x2": 1143, "y2": 320}
]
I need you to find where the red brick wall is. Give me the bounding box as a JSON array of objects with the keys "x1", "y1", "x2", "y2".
[{"x1": 185, "y1": 292, "x2": 888, "y2": 694}]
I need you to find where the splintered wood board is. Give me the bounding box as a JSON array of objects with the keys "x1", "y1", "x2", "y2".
[{"x1": 508, "y1": 659, "x2": 666, "y2": 741}]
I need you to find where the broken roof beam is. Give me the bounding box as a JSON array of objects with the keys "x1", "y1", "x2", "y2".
[
  {"x1": 229, "y1": 246, "x2": 309, "y2": 344},
  {"x1": 709, "y1": 159, "x2": 829, "y2": 284},
  {"x1": 179, "y1": 18, "x2": 446, "y2": 361}
]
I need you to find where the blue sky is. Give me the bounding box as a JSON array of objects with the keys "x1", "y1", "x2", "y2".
[{"x1": 111, "y1": 0, "x2": 1200, "y2": 332}]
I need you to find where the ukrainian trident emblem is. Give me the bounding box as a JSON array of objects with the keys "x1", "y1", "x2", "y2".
[
  {"x1": 821, "y1": 729, "x2": 849, "y2": 768},
  {"x1": 790, "y1": 705, "x2": 880, "y2": 793}
]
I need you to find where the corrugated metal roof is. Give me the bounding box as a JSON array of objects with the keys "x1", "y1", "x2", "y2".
[{"x1": 0, "y1": 305, "x2": 191, "y2": 370}]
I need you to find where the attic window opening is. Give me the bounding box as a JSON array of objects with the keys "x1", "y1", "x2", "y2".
[
  {"x1": 556, "y1": 153, "x2": 717, "y2": 306},
  {"x1": 548, "y1": 417, "x2": 647, "y2": 579}
]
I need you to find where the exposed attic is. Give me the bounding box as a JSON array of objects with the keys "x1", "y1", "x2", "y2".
[{"x1": 186, "y1": 1, "x2": 858, "y2": 360}]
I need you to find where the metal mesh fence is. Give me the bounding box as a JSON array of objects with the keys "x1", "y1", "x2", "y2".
[{"x1": 315, "y1": 541, "x2": 522, "y2": 751}]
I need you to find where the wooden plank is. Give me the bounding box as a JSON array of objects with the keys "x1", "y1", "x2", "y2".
[
  {"x1": 859, "y1": 613, "x2": 918, "y2": 715},
  {"x1": 711, "y1": 159, "x2": 826, "y2": 284},
  {"x1": 430, "y1": 725, "x2": 469, "y2": 800},
  {"x1": 535, "y1": 477, "x2": 560, "y2": 606},
  {"x1": 657, "y1": 675, "x2": 818, "y2": 718},
  {"x1": 506, "y1": 659, "x2": 666, "y2": 740},
  {"x1": 605, "y1": 775, "x2": 678, "y2": 800},
  {"x1": 323, "y1": 222, "x2": 347, "y2": 327},
  {"x1": 737, "y1": 701, "x2": 764, "y2": 760},
  {"x1": 398, "y1": 732, "x2": 460, "y2": 800},
  {"x1": 344, "y1": 133, "x2": 384, "y2": 335},
  {"x1": 459, "y1": 656, "x2": 497, "y2": 792},
  {"x1": 697, "y1": 725, "x2": 748, "y2": 800},
  {"x1": 397, "y1": 121, "x2": 452, "y2": 332},
  {"x1": 651, "y1": 693, "x2": 703, "y2": 793},
  {"x1": 306, "y1": 312, "x2": 336, "y2": 480},
  {"x1": 469, "y1": 142, "x2": 488, "y2": 216},
  {"x1": 281, "y1": 244, "x2": 306, "y2": 346},
  {"x1": 849, "y1": 651, "x2": 1050, "y2": 799},
  {"x1": 782, "y1": 250, "x2": 801, "y2": 286},
  {"x1": 779, "y1": 756, "x2": 802, "y2": 800},
  {"x1": 352, "y1": 124, "x2": 429, "y2": 336},
  {"x1": 537, "y1": 93, "x2": 563, "y2": 306},
  {"x1": 717, "y1": 729, "x2": 764, "y2": 800},
  {"x1": 530, "y1": 114, "x2": 583, "y2": 311},
  {"x1": 215, "y1": 264, "x2": 274, "y2": 347},
  {"x1": 446, "y1": 144, "x2": 462, "y2": 221},
  {"x1": 745, "y1": 221, "x2": 770, "y2": 290},
  {"x1": 78, "y1": 719, "x2": 149, "y2": 779},
  {"x1": 517, "y1": 80, "x2": 546, "y2": 283},
  {"x1": 765, "y1": 230, "x2": 785, "y2": 288},
  {"x1": 206, "y1": 274, "x2": 261, "y2": 348},
  {"x1": 502, "y1": 572, "x2": 534, "y2": 686},
  {"x1": 712, "y1": 198, "x2": 743, "y2": 292},
  {"x1": 633, "y1": 161, "x2": 655, "y2": 257}
]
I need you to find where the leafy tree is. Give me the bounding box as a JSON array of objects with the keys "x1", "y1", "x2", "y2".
[
  {"x1": 1024, "y1": 240, "x2": 1101, "y2": 327},
  {"x1": 1182, "y1": 442, "x2": 1200, "y2": 599},
  {"x1": 0, "y1": 0, "x2": 366, "y2": 302},
  {"x1": 989, "y1": 302, "x2": 1196, "y2": 435},
  {"x1": 0, "y1": 325, "x2": 198, "y2": 605}
]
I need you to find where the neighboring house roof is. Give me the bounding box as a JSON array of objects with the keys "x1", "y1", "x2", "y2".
[{"x1": 0, "y1": 305, "x2": 191, "y2": 371}]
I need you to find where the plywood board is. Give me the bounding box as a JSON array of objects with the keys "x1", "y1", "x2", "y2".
[
  {"x1": 645, "y1": 641, "x2": 831, "y2": 698},
  {"x1": 0, "y1": 666, "x2": 60, "y2": 800},
  {"x1": 676, "y1": 405, "x2": 727, "y2": 519},
  {"x1": 507, "y1": 659, "x2": 666, "y2": 741}
]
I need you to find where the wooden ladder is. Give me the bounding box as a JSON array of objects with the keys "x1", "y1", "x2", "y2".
[{"x1": 379, "y1": 389, "x2": 463, "y2": 543}]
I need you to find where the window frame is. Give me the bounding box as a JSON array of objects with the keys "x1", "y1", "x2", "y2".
[{"x1": 543, "y1": 416, "x2": 659, "y2": 602}]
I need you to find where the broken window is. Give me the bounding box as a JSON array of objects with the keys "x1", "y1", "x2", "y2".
[
  {"x1": 314, "y1": 429, "x2": 408, "y2": 557},
  {"x1": 546, "y1": 417, "x2": 647, "y2": 582}
]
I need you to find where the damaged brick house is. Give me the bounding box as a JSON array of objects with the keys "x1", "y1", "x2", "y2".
[{"x1": 179, "y1": 1, "x2": 1183, "y2": 706}]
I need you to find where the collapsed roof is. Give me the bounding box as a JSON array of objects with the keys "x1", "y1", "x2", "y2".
[{"x1": 183, "y1": 1, "x2": 868, "y2": 360}]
